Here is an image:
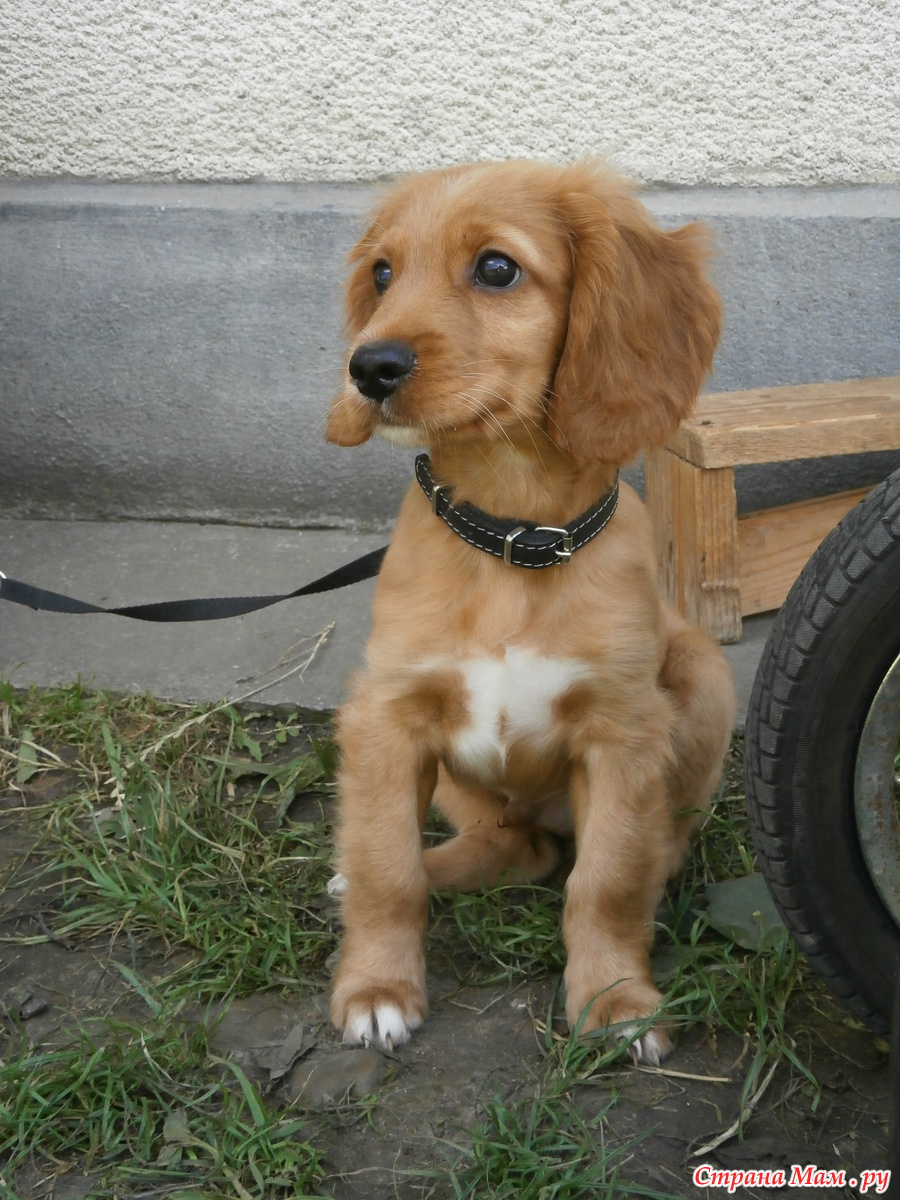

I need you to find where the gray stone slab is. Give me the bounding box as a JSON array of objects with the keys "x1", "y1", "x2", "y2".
[
  {"x1": 0, "y1": 520, "x2": 381, "y2": 711},
  {"x1": 722, "y1": 613, "x2": 773, "y2": 732},
  {"x1": 0, "y1": 518, "x2": 770, "y2": 726}
]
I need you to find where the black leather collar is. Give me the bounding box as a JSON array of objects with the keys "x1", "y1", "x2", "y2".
[{"x1": 414, "y1": 454, "x2": 619, "y2": 568}]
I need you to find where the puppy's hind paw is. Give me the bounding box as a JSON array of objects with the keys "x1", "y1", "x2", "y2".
[{"x1": 326, "y1": 872, "x2": 348, "y2": 897}]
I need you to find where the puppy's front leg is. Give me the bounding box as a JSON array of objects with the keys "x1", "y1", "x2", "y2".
[
  {"x1": 330, "y1": 697, "x2": 436, "y2": 1051},
  {"x1": 563, "y1": 750, "x2": 673, "y2": 1065}
]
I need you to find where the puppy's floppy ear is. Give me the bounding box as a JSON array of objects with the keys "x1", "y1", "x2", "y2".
[
  {"x1": 343, "y1": 223, "x2": 381, "y2": 338},
  {"x1": 548, "y1": 172, "x2": 721, "y2": 465}
]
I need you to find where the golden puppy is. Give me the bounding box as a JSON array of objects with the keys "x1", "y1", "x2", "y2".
[{"x1": 325, "y1": 160, "x2": 735, "y2": 1064}]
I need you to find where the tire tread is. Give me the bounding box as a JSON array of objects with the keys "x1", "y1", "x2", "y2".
[{"x1": 744, "y1": 470, "x2": 900, "y2": 1030}]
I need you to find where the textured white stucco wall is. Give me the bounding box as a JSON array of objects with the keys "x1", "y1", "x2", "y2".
[{"x1": 2, "y1": 0, "x2": 897, "y2": 186}]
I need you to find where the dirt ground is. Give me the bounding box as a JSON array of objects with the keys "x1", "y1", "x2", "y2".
[{"x1": 0, "y1": 762, "x2": 893, "y2": 1200}]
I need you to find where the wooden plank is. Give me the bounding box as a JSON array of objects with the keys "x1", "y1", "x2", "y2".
[
  {"x1": 738, "y1": 486, "x2": 871, "y2": 616},
  {"x1": 667, "y1": 376, "x2": 900, "y2": 468},
  {"x1": 645, "y1": 448, "x2": 741, "y2": 643}
]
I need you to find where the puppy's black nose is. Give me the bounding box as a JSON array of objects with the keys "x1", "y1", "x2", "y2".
[{"x1": 348, "y1": 340, "x2": 417, "y2": 402}]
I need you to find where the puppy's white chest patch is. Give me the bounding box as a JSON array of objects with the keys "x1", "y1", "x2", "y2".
[{"x1": 452, "y1": 649, "x2": 590, "y2": 775}]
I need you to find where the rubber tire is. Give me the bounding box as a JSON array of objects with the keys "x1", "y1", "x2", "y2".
[{"x1": 744, "y1": 467, "x2": 900, "y2": 1032}]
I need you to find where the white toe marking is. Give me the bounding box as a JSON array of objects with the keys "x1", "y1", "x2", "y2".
[
  {"x1": 616, "y1": 1022, "x2": 669, "y2": 1066},
  {"x1": 344, "y1": 1002, "x2": 420, "y2": 1051},
  {"x1": 374, "y1": 1003, "x2": 414, "y2": 1049},
  {"x1": 347, "y1": 1011, "x2": 376, "y2": 1046},
  {"x1": 326, "y1": 872, "x2": 347, "y2": 897}
]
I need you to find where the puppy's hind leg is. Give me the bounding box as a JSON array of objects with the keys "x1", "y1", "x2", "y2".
[
  {"x1": 659, "y1": 615, "x2": 736, "y2": 877},
  {"x1": 423, "y1": 768, "x2": 561, "y2": 891}
]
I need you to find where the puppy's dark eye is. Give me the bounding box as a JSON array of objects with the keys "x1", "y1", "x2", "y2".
[
  {"x1": 474, "y1": 252, "x2": 521, "y2": 289},
  {"x1": 373, "y1": 261, "x2": 392, "y2": 295}
]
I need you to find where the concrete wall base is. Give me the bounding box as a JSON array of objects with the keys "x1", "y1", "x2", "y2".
[{"x1": 2, "y1": 182, "x2": 899, "y2": 528}]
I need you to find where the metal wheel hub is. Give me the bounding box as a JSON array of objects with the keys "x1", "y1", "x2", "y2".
[{"x1": 855, "y1": 648, "x2": 900, "y2": 927}]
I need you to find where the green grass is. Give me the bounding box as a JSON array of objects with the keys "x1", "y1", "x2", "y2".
[
  {"x1": 438, "y1": 1086, "x2": 671, "y2": 1200},
  {"x1": 431, "y1": 994, "x2": 686, "y2": 1200},
  {"x1": 0, "y1": 683, "x2": 339, "y2": 1196},
  {"x1": 41, "y1": 768, "x2": 335, "y2": 1000},
  {"x1": 0, "y1": 683, "x2": 830, "y2": 1198},
  {"x1": 430, "y1": 883, "x2": 566, "y2": 983},
  {"x1": 3, "y1": 681, "x2": 337, "y2": 1000},
  {"x1": 0, "y1": 1013, "x2": 325, "y2": 1198}
]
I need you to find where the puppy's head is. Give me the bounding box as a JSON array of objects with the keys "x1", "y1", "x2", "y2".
[{"x1": 326, "y1": 161, "x2": 720, "y2": 465}]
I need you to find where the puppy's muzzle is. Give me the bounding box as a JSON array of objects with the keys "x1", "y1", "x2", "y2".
[{"x1": 349, "y1": 340, "x2": 417, "y2": 403}]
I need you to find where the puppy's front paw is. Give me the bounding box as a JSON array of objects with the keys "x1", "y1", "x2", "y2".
[
  {"x1": 610, "y1": 1020, "x2": 671, "y2": 1066},
  {"x1": 331, "y1": 983, "x2": 427, "y2": 1052},
  {"x1": 566, "y1": 978, "x2": 671, "y2": 1065}
]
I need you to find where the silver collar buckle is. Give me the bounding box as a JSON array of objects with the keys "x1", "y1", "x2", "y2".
[
  {"x1": 503, "y1": 525, "x2": 573, "y2": 565},
  {"x1": 535, "y1": 526, "x2": 574, "y2": 563}
]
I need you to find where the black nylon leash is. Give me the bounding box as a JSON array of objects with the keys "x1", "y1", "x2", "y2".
[
  {"x1": 0, "y1": 546, "x2": 388, "y2": 623},
  {"x1": 0, "y1": 455, "x2": 620, "y2": 623}
]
